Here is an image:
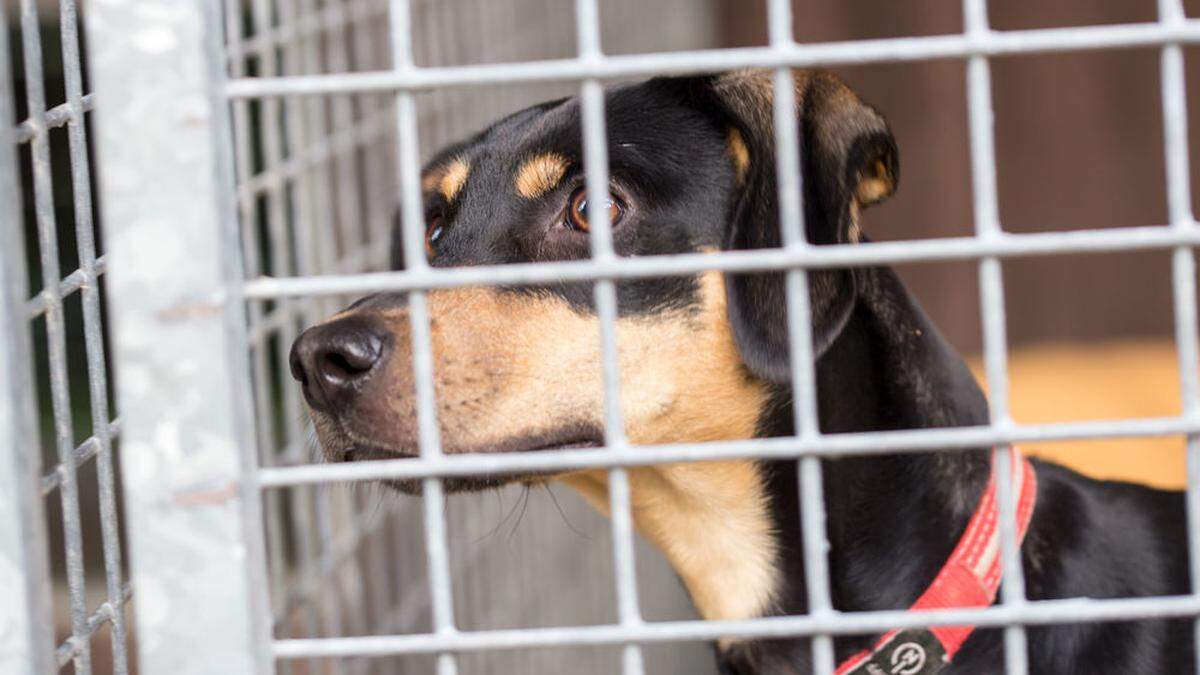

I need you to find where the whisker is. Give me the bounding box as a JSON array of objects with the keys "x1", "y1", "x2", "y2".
[{"x1": 542, "y1": 483, "x2": 592, "y2": 540}]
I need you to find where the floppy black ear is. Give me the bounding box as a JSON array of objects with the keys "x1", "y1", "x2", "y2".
[{"x1": 680, "y1": 70, "x2": 898, "y2": 385}]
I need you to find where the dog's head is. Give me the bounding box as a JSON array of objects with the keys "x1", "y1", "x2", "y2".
[{"x1": 289, "y1": 69, "x2": 897, "y2": 493}]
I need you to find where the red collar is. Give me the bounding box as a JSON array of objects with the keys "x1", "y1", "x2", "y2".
[{"x1": 836, "y1": 448, "x2": 1038, "y2": 675}]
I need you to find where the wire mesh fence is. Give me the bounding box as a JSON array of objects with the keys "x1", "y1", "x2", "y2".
[
  {"x1": 2, "y1": 0, "x2": 1200, "y2": 674},
  {"x1": 2, "y1": 1, "x2": 129, "y2": 674}
]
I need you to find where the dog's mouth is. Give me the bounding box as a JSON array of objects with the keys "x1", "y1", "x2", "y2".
[{"x1": 320, "y1": 424, "x2": 603, "y2": 494}]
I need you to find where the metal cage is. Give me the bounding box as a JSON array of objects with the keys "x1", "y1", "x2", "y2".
[{"x1": 1, "y1": 0, "x2": 1198, "y2": 674}]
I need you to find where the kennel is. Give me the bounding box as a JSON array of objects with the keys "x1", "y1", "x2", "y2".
[{"x1": 2, "y1": 0, "x2": 1199, "y2": 674}]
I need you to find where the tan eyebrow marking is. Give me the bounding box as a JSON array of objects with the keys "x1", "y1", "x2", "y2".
[
  {"x1": 726, "y1": 128, "x2": 750, "y2": 183},
  {"x1": 515, "y1": 153, "x2": 569, "y2": 199},
  {"x1": 438, "y1": 158, "x2": 470, "y2": 201},
  {"x1": 421, "y1": 171, "x2": 441, "y2": 192}
]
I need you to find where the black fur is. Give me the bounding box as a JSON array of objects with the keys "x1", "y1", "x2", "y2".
[{"x1": 339, "y1": 69, "x2": 1193, "y2": 673}]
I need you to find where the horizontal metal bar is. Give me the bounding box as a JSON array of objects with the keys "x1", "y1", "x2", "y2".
[
  {"x1": 54, "y1": 582, "x2": 132, "y2": 667},
  {"x1": 13, "y1": 92, "x2": 95, "y2": 144},
  {"x1": 247, "y1": 233, "x2": 392, "y2": 345},
  {"x1": 236, "y1": 107, "x2": 393, "y2": 201},
  {"x1": 273, "y1": 495, "x2": 404, "y2": 627},
  {"x1": 241, "y1": 224, "x2": 1198, "y2": 299},
  {"x1": 272, "y1": 593, "x2": 1200, "y2": 659},
  {"x1": 40, "y1": 418, "x2": 122, "y2": 496},
  {"x1": 226, "y1": 20, "x2": 1200, "y2": 98},
  {"x1": 258, "y1": 414, "x2": 1200, "y2": 487},
  {"x1": 25, "y1": 254, "x2": 108, "y2": 319},
  {"x1": 224, "y1": 0, "x2": 385, "y2": 62}
]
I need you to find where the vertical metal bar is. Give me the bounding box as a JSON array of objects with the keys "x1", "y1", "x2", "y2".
[
  {"x1": 350, "y1": 5, "x2": 394, "y2": 259},
  {"x1": 390, "y1": 3, "x2": 458, "y2": 674},
  {"x1": 225, "y1": 1, "x2": 293, "y2": 651},
  {"x1": 0, "y1": 4, "x2": 56, "y2": 673},
  {"x1": 236, "y1": 0, "x2": 295, "y2": 638},
  {"x1": 963, "y1": 2, "x2": 1029, "y2": 673},
  {"x1": 273, "y1": 2, "x2": 333, "y2": 666},
  {"x1": 18, "y1": 1, "x2": 93, "y2": 671},
  {"x1": 1157, "y1": 1, "x2": 1200, "y2": 670},
  {"x1": 768, "y1": 0, "x2": 836, "y2": 671},
  {"x1": 86, "y1": 1, "x2": 273, "y2": 673},
  {"x1": 323, "y1": 5, "x2": 368, "y2": 252},
  {"x1": 577, "y1": 0, "x2": 645, "y2": 670},
  {"x1": 244, "y1": 9, "x2": 308, "y2": 666},
  {"x1": 317, "y1": 12, "x2": 375, "y2": 665},
  {"x1": 58, "y1": 0, "x2": 130, "y2": 671},
  {"x1": 290, "y1": 5, "x2": 350, "y2": 671},
  {"x1": 348, "y1": 10, "x2": 397, "y2": 656},
  {"x1": 295, "y1": 0, "x2": 340, "y2": 311}
]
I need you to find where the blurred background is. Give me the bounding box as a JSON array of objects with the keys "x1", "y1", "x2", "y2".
[{"x1": 5, "y1": 0, "x2": 1200, "y2": 673}]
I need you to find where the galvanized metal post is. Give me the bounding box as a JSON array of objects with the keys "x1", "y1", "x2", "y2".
[
  {"x1": 86, "y1": 1, "x2": 272, "y2": 674},
  {"x1": 0, "y1": 5, "x2": 56, "y2": 674}
]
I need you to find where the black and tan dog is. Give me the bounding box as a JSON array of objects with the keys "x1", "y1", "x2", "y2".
[{"x1": 289, "y1": 70, "x2": 1194, "y2": 673}]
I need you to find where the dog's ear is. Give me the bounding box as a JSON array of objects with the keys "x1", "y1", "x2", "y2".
[{"x1": 675, "y1": 70, "x2": 898, "y2": 384}]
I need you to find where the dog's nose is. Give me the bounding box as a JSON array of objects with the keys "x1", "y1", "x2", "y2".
[{"x1": 289, "y1": 317, "x2": 390, "y2": 414}]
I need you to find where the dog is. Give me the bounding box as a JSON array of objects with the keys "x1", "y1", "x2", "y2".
[{"x1": 288, "y1": 69, "x2": 1194, "y2": 674}]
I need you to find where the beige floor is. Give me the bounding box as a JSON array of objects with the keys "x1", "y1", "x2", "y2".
[{"x1": 969, "y1": 339, "x2": 1187, "y2": 490}]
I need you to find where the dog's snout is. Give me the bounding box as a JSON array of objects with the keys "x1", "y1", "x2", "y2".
[{"x1": 289, "y1": 316, "x2": 390, "y2": 414}]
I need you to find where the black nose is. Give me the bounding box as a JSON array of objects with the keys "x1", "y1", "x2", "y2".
[{"x1": 289, "y1": 317, "x2": 390, "y2": 414}]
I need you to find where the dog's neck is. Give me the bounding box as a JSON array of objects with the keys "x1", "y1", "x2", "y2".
[
  {"x1": 722, "y1": 266, "x2": 993, "y2": 672},
  {"x1": 561, "y1": 267, "x2": 992, "y2": 673}
]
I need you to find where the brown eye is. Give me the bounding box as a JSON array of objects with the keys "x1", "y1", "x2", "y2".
[
  {"x1": 425, "y1": 214, "x2": 445, "y2": 256},
  {"x1": 565, "y1": 187, "x2": 624, "y2": 233}
]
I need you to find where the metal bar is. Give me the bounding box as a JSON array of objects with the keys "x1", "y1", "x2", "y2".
[
  {"x1": 13, "y1": 93, "x2": 96, "y2": 144},
  {"x1": 576, "y1": 0, "x2": 645, "y2": 668},
  {"x1": 313, "y1": 43, "x2": 387, "y2": 651},
  {"x1": 54, "y1": 583, "x2": 134, "y2": 668},
  {"x1": 390, "y1": 3, "x2": 458, "y2": 674},
  {"x1": 225, "y1": 19, "x2": 1200, "y2": 98},
  {"x1": 257, "y1": 414, "x2": 1200, "y2": 487},
  {"x1": 224, "y1": 0, "x2": 387, "y2": 62},
  {"x1": 225, "y1": 0, "x2": 298, "y2": 652},
  {"x1": 19, "y1": 1, "x2": 92, "y2": 670},
  {"x1": 0, "y1": 3, "x2": 56, "y2": 672},
  {"x1": 24, "y1": 254, "x2": 108, "y2": 319},
  {"x1": 40, "y1": 419, "x2": 122, "y2": 495},
  {"x1": 766, "y1": 1, "x2": 837, "y2": 670},
  {"x1": 246, "y1": 232, "x2": 391, "y2": 347},
  {"x1": 59, "y1": 2, "x2": 130, "y2": 671},
  {"x1": 275, "y1": 495, "x2": 406, "y2": 626},
  {"x1": 963, "y1": 1, "x2": 1029, "y2": 672},
  {"x1": 86, "y1": 0, "x2": 273, "y2": 673},
  {"x1": 249, "y1": 3, "x2": 308, "y2": 648},
  {"x1": 239, "y1": 224, "x2": 1200, "y2": 298},
  {"x1": 1157, "y1": 0, "x2": 1200, "y2": 670},
  {"x1": 272, "y1": 0, "x2": 332, "y2": 662},
  {"x1": 321, "y1": 2, "x2": 369, "y2": 254},
  {"x1": 269, "y1": 593, "x2": 1200, "y2": 659}
]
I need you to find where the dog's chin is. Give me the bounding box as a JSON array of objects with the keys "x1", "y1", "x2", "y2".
[{"x1": 324, "y1": 434, "x2": 602, "y2": 495}]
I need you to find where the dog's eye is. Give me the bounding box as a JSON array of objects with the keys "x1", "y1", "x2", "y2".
[
  {"x1": 425, "y1": 213, "x2": 445, "y2": 255},
  {"x1": 564, "y1": 186, "x2": 624, "y2": 233}
]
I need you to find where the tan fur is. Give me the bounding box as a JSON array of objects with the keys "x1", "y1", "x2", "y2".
[
  {"x1": 349, "y1": 271, "x2": 769, "y2": 454},
  {"x1": 515, "y1": 153, "x2": 569, "y2": 199},
  {"x1": 856, "y1": 159, "x2": 893, "y2": 204},
  {"x1": 726, "y1": 128, "x2": 751, "y2": 183},
  {"x1": 438, "y1": 158, "x2": 470, "y2": 201},
  {"x1": 421, "y1": 171, "x2": 441, "y2": 193},
  {"x1": 326, "y1": 272, "x2": 779, "y2": 628},
  {"x1": 713, "y1": 69, "x2": 895, "y2": 217},
  {"x1": 561, "y1": 461, "x2": 778, "y2": 625}
]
